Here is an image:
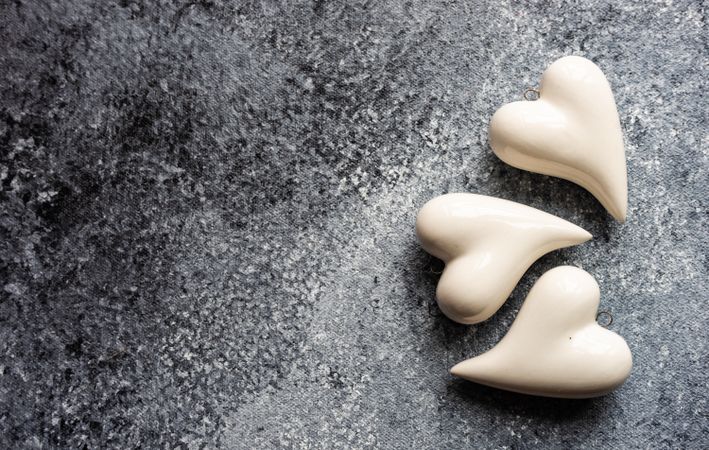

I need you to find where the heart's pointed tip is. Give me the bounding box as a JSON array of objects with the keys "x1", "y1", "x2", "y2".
[
  {"x1": 449, "y1": 363, "x2": 462, "y2": 378},
  {"x1": 556, "y1": 220, "x2": 592, "y2": 245},
  {"x1": 617, "y1": 207, "x2": 628, "y2": 223},
  {"x1": 573, "y1": 225, "x2": 593, "y2": 243},
  {"x1": 608, "y1": 203, "x2": 628, "y2": 223},
  {"x1": 449, "y1": 361, "x2": 469, "y2": 378},
  {"x1": 449, "y1": 357, "x2": 485, "y2": 381}
]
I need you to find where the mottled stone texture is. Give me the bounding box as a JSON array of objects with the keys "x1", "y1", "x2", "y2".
[{"x1": 0, "y1": 0, "x2": 707, "y2": 448}]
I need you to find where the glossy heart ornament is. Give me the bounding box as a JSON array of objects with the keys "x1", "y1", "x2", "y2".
[
  {"x1": 451, "y1": 266, "x2": 633, "y2": 398},
  {"x1": 416, "y1": 193, "x2": 591, "y2": 324},
  {"x1": 490, "y1": 56, "x2": 628, "y2": 222}
]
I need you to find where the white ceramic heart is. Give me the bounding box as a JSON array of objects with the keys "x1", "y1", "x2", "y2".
[
  {"x1": 489, "y1": 56, "x2": 628, "y2": 222},
  {"x1": 450, "y1": 266, "x2": 632, "y2": 398},
  {"x1": 416, "y1": 193, "x2": 591, "y2": 324}
]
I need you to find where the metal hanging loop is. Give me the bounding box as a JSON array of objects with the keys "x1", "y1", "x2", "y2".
[
  {"x1": 596, "y1": 311, "x2": 613, "y2": 328},
  {"x1": 523, "y1": 87, "x2": 540, "y2": 101}
]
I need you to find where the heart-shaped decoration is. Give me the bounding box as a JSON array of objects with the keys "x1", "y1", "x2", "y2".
[
  {"x1": 416, "y1": 193, "x2": 591, "y2": 324},
  {"x1": 489, "y1": 56, "x2": 628, "y2": 222},
  {"x1": 450, "y1": 266, "x2": 632, "y2": 398}
]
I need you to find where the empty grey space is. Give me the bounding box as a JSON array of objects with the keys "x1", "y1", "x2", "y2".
[{"x1": 1, "y1": 0, "x2": 707, "y2": 448}]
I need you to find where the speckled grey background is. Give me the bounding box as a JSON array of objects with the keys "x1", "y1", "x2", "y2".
[{"x1": 1, "y1": 0, "x2": 707, "y2": 448}]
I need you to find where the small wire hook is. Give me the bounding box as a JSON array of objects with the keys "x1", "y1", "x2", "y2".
[
  {"x1": 523, "y1": 87, "x2": 540, "y2": 101},
  {"x1": 428, "y1": 258, "x2": 445, "y2": 275},
  {"x1": 596, "y1": 311, "x2": 613, "y2": 328},
  {"x1": 428, "y1": 266, "x2": 444, "y2": 275}
]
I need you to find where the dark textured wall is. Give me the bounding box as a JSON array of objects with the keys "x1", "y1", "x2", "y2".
[{"x1": 1, "y1": 1, "x2": 707, "y2": 448}]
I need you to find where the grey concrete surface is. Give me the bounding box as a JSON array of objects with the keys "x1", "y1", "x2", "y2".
[{"x1": 1, "y1": 0, "x2": 707, "y2": 448}]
